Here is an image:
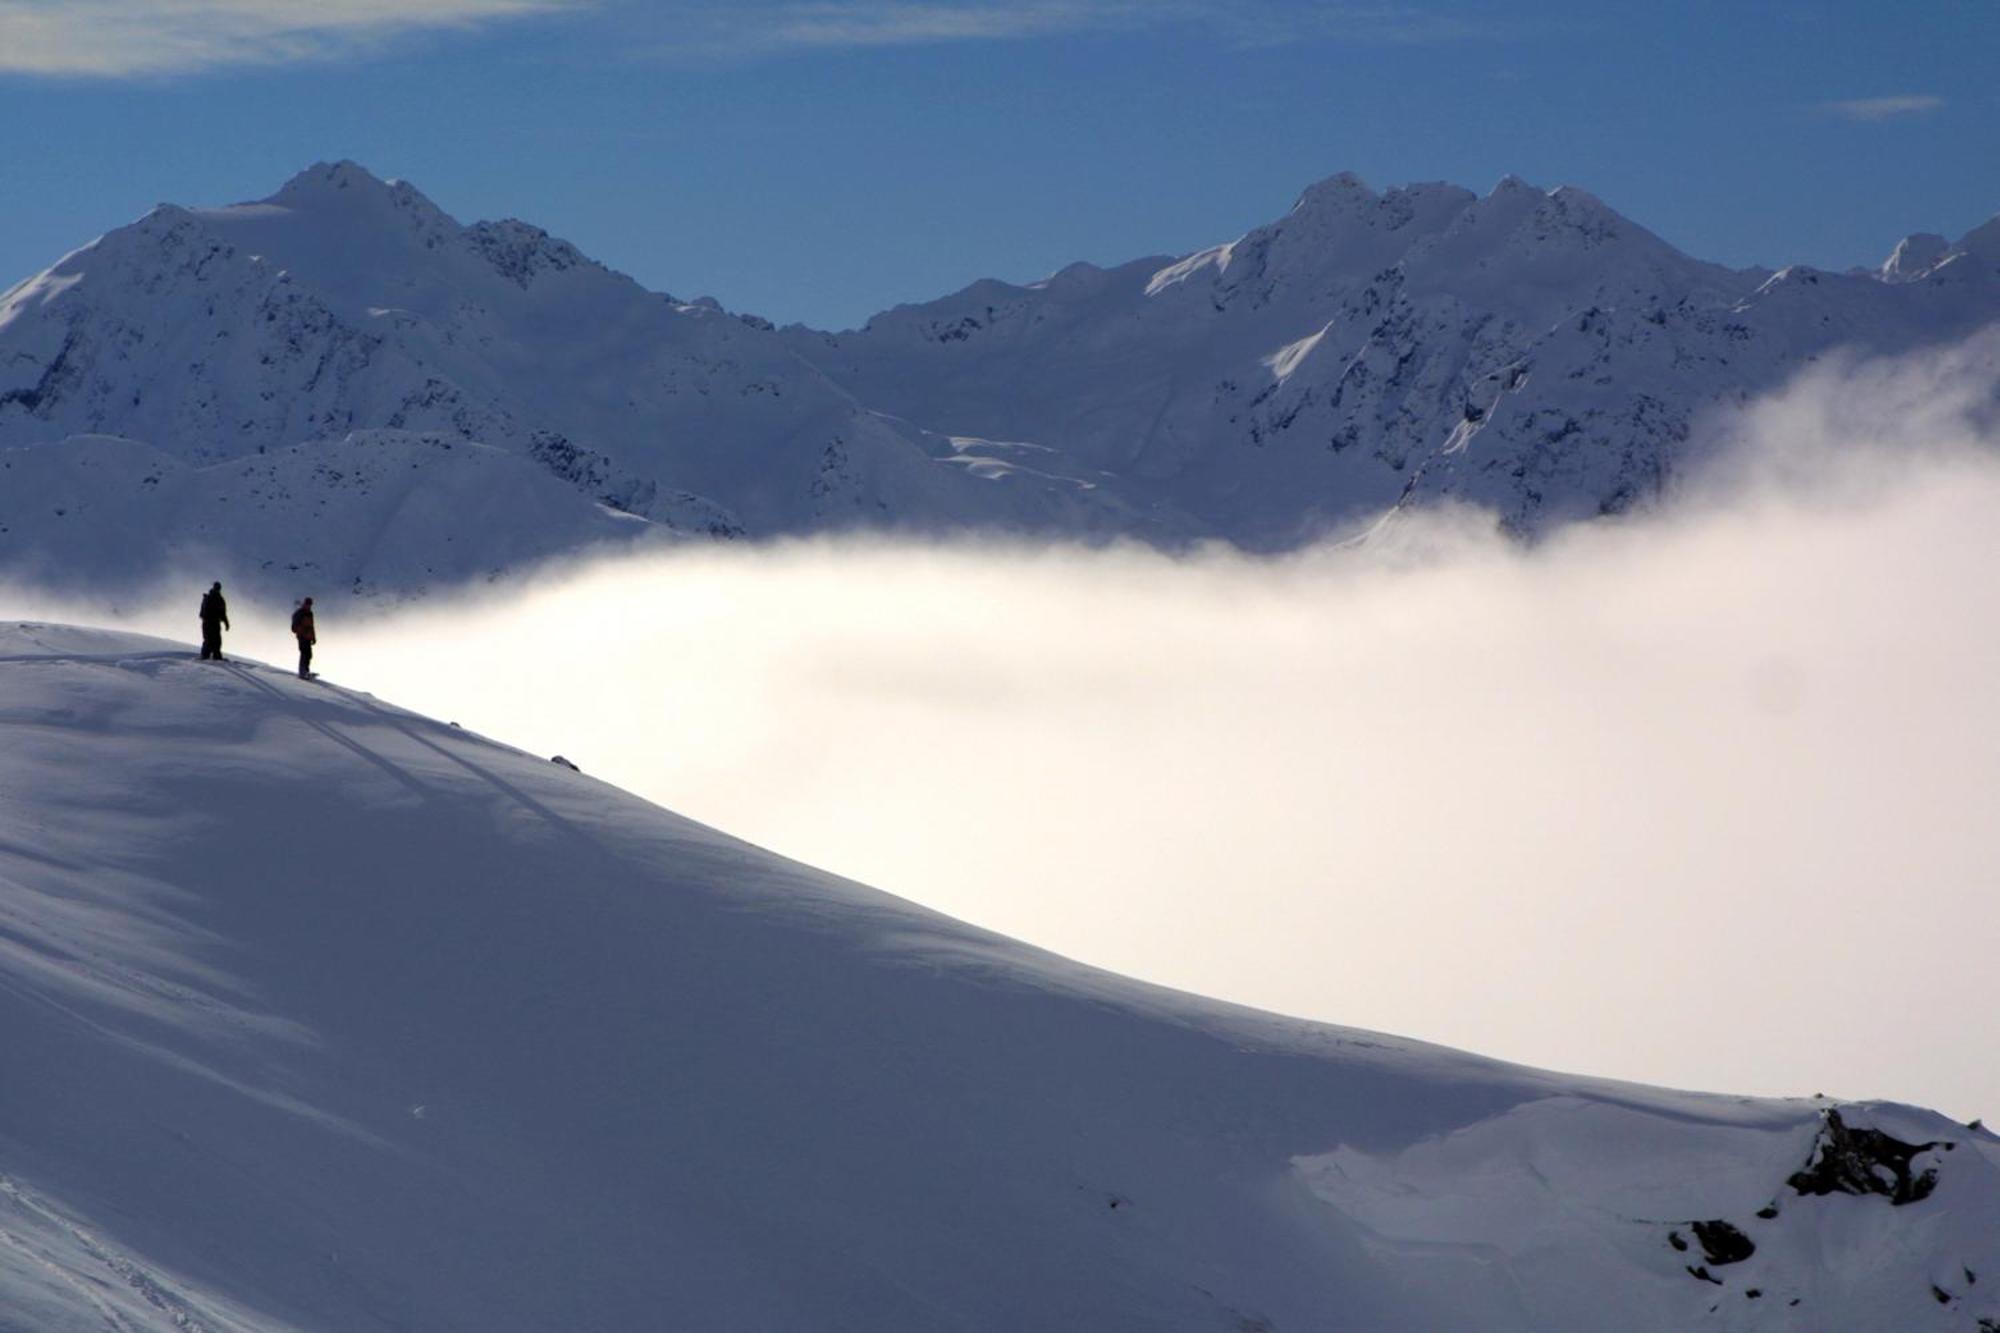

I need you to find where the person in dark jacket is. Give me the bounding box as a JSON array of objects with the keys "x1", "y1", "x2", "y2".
[
  {"x1": 198, "y1": 582, "x2": 229, "y2": 661},
  {"x1": 291, "y1": 597, "x2": 317, "y2": 678}
]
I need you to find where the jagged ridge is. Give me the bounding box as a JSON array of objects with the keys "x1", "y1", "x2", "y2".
[{"x1": 1, "y1": 163, "x2": 1995, "y2": 589}]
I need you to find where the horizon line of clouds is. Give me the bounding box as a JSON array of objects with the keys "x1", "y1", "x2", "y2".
[
  {"x1": 0, "y1": 0, "x2": 575, "y2": 78},
  {"x1": 0, "y1": 0, "x2": 1484, "y2": 78},
  {"x1": 1819, "y1": 93, "x2": 1946, "y2": 123}
]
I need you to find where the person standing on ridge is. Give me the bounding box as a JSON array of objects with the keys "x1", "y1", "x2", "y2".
[
  {"x1": 291, "y1": 597, "x2": 317, "y2": 679},
  {"x1": 198, "y1": 582, "x2": 229, "y2": 661}
]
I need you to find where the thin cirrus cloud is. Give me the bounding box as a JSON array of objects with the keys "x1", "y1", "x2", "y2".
[
  {"x1": 751, "y1": 1, "x2": 1158, "y2": 48},
  {"x1": 643, "y1": 1, "x2": 1482, "y2": 60},
  {"x1": 0, "y1": 0, "x2": 1482, "y2": 74},
  {"x1": 0, "y1": 0, "x2": 572, "y2": 77},
  {"x1": 1821, "y1": 94, "x2": 1946, "y2": 122}
]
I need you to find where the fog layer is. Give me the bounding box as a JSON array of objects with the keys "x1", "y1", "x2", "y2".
[{"x1": 10, "y1": 335, "x2": 2000, "y2": 1120}]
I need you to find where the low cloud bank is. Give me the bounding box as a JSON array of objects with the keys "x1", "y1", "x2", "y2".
[{"x1": 8, "y1": 334, "x2": 2000, "y2": 1120}]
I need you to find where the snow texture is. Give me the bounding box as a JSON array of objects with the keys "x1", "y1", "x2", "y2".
[{"x1": 0, "y1": 621, "x2": 1995, "y2": 1331}]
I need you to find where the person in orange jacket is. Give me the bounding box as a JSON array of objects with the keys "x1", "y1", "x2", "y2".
[{"x1": 291, "y1": 597, "x2": 317, "y2": 679}]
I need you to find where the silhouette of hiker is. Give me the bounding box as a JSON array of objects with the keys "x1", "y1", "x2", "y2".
[
  {"x1": 291, "y1": 597, "x2": 317, "y2": 679},
  {"x1": 198, "y1": 582, "x2": 229, "y2": 661}
]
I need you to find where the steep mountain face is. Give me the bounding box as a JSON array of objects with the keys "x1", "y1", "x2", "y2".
[
  {"x1": 784, "y1": 174, "x2": 2000, "y2": 542},
  {"x1": 2, "y1": 620, "x2": 1997, "y2": 1332},
  {"x1": 0, "y1": 163, "x2": 1185, "y2": 595}
]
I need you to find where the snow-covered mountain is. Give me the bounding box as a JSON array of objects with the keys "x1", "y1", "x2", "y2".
[
  {"x1": 2, "y1": 164, "x2": 1995, "y2": 595},
  {"x1": 784, "y1": 173, "x2": 2000, "y2": 543},
  {"x1": 0, "y1": 430, "x2": 653, "y2": 598},
  {"x1": 0, "y1": 163, "x2": 1185, "y2": 597},
  {"x1": 2, "y1": 619, "x2": 1996, "y2": 1331}
]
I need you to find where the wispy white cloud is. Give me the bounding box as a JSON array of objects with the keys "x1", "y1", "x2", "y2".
[
  {"x1": 648, "y1": 1, "x2": 1482, "y2": 60},
  {"x1": 0, "y1": 0, "x2": 572, "y2": 77},
  {"x1": 0, "y1": 0, "x2": 1478, "y2": 74},
  {"x1": 1820, "y1": 93, "x2": 1945, "y2": 122},
  {"x1": 753, "y1": 1, "x2": 1147, "y2": 49}
]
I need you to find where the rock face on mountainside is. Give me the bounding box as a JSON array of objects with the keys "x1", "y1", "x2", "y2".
[
  {"x1": 0, "y1": 162, "x2": 1995, "y2": 593},
  {"x1": 2, "y1": 620, "x2": 1998, "y2": 1332}
]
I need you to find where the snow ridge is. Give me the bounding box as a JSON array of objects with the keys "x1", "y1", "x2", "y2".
[{"x1": 1, "y1": 620, "x2": 1996, "y2": 1331}]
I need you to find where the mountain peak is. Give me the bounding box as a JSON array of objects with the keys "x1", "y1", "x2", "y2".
[
  {"x1": 261, "y1": 160, "x2": 452, "y2": 230},
  {"x1": 1882, "y1": 232, "x2": 1952, "y2": 282},
  {"x1": 1274, "y1": 171, "x2": 1479, "y2": 248},
  {"x1": 1489, "y1": 173, "x2": 1540, "y2": 197},
  {"x1": 270, "y1": 158, "x2": 393, "y2": 202},
  {"x1": 1958, "y1": 214, "x2": 2000, "y2": 262},
  {"x1": 1523, "y1": 183, "x2": 1644, "y2": 249},
  {"x1": 1290, "y1": 171, "x2": 1377, "y2": 217}
]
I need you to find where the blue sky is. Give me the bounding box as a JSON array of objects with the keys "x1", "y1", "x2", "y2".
[{"x1": 1, "y1": 0, "x2": 1995, "y2": 329}]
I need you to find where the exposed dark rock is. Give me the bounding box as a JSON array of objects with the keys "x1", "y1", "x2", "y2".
[
  {"x1": 1667, "y1": 1230, "x2": 1688, "y2": 1252},
  {"x1": 1686, "y1": 1265, "x2": 1721, "y2": 1285},
  {"x1": 1787, "y1": 1109, "x2": 1943, "y2": 1206},
  {"x1": 1932, "y1": 1285, "x2": 1951, "y2": 1305},
  {"x1": 1691, "y1": 1220, "x2": 1755, "y2": 1266},
  {"x1": 1755, "y1": 1205, "x2": 1779, "y2": 1220}
]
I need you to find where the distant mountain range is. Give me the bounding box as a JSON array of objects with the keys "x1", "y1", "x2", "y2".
[{"x1": 2, "y1": 162, "x2": 1995, "y2": 594}]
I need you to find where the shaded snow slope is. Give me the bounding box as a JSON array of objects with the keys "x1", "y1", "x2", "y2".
[
  {"x1": 0, "y1": 430, "x2": 657, "y2": 599},
  {"x1": 1, "y1": 622, "x2": 1995, "y2": 1331}
]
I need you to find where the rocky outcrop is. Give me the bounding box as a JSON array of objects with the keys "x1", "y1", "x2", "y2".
[{"x1": 1790, "y1": 1107, "x2": 1946, "y2": 1205}]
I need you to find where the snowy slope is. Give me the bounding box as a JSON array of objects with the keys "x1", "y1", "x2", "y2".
[
  {"x1": 0, "y1": 430, "x2": 657, "y2": 598},
  {"x1": 2, "y1": 621, "x2": 1996, "y2": 1332},
  {"x1": 784, "y1": 174, "x2": 2000, "y2": 542},
  {"x1": 0, "y1": 163, "x2": 1190, "y2": 596}
]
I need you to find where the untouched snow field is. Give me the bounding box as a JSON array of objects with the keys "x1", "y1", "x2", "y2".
[{"x1": 0, "y1": 622, "x2": 1995, "y2": 1331}]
